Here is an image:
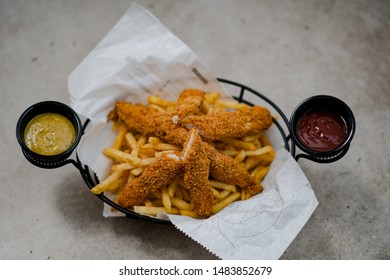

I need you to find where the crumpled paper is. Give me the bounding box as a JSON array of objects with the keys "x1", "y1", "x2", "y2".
[{"x1": 68, "y1": 3, "x2": 318, "y2": 259}]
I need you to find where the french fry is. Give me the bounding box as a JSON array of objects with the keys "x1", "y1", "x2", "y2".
[
  {"x1": 244, "y1": 145, "x2": 274, "y2": 156},
  {"x1": 147, "y1": 143, "x2": 181, "y2": 151},
  {"x1": 108, "y1": 170, "x2": 129, "y2": 193},
  {"x1": 209, "y1": 180, "x2": 236, "y2": 192},
  {"x1": 241, "y1": 135, "x2": 257, "y2": 142},
  {"x1": 211, "y1": 188, "x2": 220, "y2": 198},
  {"x1": 212, "y1": 192, "x2": 241, "y2": 214},
  {"x1": 137, "y1": 135, "x2": 147, "y2": 147},
  {"x1": 234, "y1": 149, "x2": 246, "y2": 162},
  {"x1": 91, "y1": 170, "x2": 125, "y2": 194},
  {"x1": 139, "y1": 157, "x2": 157, "y2": 166},
  {"x1": 171, "y1": 197, "x2": 194, "y2": 211},
  {"x1": 221, "y1": 138, "x2": 257, "y2": 150},
  {"x1": 167, "y1": 182, "x2": 178, "y2": 198},
  {"x1": 147, "y1": 95, "x2": 176, "y2": 108},
  {"x1": 200, "y1": 101, "x2": 210, "y2": 114},
  {"x1": 127, "y1": 173, "x2": 135, "y2": 184},
  {"x1": 130, "y1": 167, "x2": 144, "y2": 176},
  {"x1": 218, "y1": 150, "x2": 237, "y2": 156},
  {"x1": 112, "y1": 157, "x2": 156, "y2": 170},
  {"x1": 141, "y1": 143, "x2": 153, "y2": 149},
  {"x1": 111, "y1": 162, "x2": 134, "y2": 172},
  {"x1": 180, "y1": 186, "x2": 191, "y2": 202},
  {"x1": 241, "y1": 189, "x2": 246, "y2": 200},
  {"x1": 220, "y1": 145, "x2": 273, "y2": 157},
  {"x1": 204, "y1": 92, "x2": 220, "y2": 104},
  {"x1": 148, "y1": 137, "x2": 161, "y2": 144},
  {"x1": 125, "y1": 132, "x2": 138, "y2": 156},
  {"x1": 252, "y1": 166, "x2": 271, "y2": 183},
  {"x1": 104, "y1": 179, "x2": 123, "y2": 193},
  {"x1": 180, "y1": 210, "x2": 202, "y2": 218},
  {"x1": 103, "y1": 147, "x2": 142, "y2": 165},
  {"x1": 148, "y1": 104, "x2": 166, "y2": 113},
  {"x1": 206, "y1": 105, "x2": 214, "y2": 115},
  {"x1": 112, "y1": 124, "x2": 127, "y2": 150},
  {"x1": 161, "y1": 186, "x2": 171, "y2": 211},
  {"x1": 133, "y1": 206, "x2": 180, "y2": 215},
  {"x1": 111, "y1": 119, "x2": 123, "y2": 131},
  {"x1": 245, "y1": 156, "x2": 264, "y2": 171},
  {"x1": 215, "y1": 189, "x2": 232, "y2": 201},
  {"x1": 138, "y1": 148, "x2": 155, "y2": 158},
  {"x1": 215, "y1": 99, "x2": 249, "y2": 110}
]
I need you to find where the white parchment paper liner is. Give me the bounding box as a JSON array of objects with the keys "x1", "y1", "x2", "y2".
[{"x1": 68, "y1": 3, "x2": 318, "y2": 259}]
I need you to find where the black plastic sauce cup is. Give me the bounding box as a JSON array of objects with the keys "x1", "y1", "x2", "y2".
[
  {"x1": 289, "y1": 95, "x2": 356, "y2": 162},
  {"x1": 16, "y1": 101, "x2": 82, "y2": 168}
]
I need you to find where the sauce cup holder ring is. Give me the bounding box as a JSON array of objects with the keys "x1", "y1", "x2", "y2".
[
  {"x1": 16, "y1": 101, "x2": 83, "y2": 168},
  {"x1": 21, "y1": 148, "x2": 77, "y2": 169},
  {"x1": 294, "y1": 142, "x2": 351, "y2": 163}
]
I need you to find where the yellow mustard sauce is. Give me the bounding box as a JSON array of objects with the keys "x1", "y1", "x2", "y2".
[{"x1": 24, "y1": 113, "x2": 76, "y2": 156}]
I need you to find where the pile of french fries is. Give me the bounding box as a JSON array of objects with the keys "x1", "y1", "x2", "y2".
[{"x1": 91, "y1": 92, "x2": 275, "y2": 219}]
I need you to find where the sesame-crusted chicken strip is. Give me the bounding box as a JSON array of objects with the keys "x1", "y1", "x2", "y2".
[
  {"x1": 118, "y1": 153, "x2": 183, "y2": 208},
  {"x1": 174, "y1": 89, "x2": 205, "y2": 119},
  {"x1": 111, "y1": 101, "x2": 188, "y2": 146},
  {"x1": 156, "y1": 114, "x2": 189, "y2": 146},
  {"x1": 181, "y1": 105, "x2": 273, "y2": 141},
  {"x1": 201, "y1": 142, "x2": 263, "y2": 195},
  {"x1": 111, "y1": 89, "x2": 204, "y2": 143},
  {"x1": 181, "y1": 129, "x2": 213, "y2": 217},
  {"x1": 108, "y1": 102, "x2": 155, "y2": 135}
]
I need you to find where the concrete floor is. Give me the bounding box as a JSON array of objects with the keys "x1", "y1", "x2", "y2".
[{"x1": 1, "y1": 0, "x2": 389, "y2": 259}]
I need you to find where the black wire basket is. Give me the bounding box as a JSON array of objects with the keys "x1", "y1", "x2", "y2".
[{"x1": 16, "y1": 78, "x2": 355, "y2": 223}]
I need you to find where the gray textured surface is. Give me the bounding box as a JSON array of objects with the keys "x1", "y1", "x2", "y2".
[{"x1": 1, "y1": 0, "x2": 389, "y2": 259}]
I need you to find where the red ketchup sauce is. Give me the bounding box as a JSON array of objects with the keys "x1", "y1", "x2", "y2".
[{"x1": 296, "y1": 109, "x2": 348, "y2": 152}]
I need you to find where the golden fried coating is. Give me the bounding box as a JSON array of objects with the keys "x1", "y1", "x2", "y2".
[
  {"x1": 201, "y1": 142, "x2": 263, "y2": 195},
  {"x1": 174, "y1": 89, "x2": 205, "y2": 119},
  {"x1": 118, "y1": 153, "x2": 183, "y2": 208},
  {"x1": 157, "y1": 115, "x2": 189, "y2": 146},
  {"x1": 110, "y1": 102, "x2": 155, "y2": 135},
  {"x1": 182, "y1": 129, "x2": 213, "y2": 217},
  {"x1": 181, "y1": 106, "x2": 273, "y2": 141},
  {"x1": 112, "y1": 101, "x2": 188, "y2": 146}
]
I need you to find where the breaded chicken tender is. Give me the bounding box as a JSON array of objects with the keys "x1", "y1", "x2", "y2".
[
  {"x1": 118, "y1": 153, "x2": 183, "y2": 208},
  {"x1": 181, "y1": 129, "x2": 213, "y2": 217},
  {"x1": 181, "y1": 106, "x2": 273, "y2": 141},
  {"x1": 109, "y1": 102, "x2": 154, "y2": 135},
  {"x1": 174, "y1": 89, "x2": 205, "y2": 119},
  {"x1": 201, "y1": 142, "x2": 263, "y2": 195},
  {"x1": 111, "y1": 101, "x2": 188, "y2": 146}
]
